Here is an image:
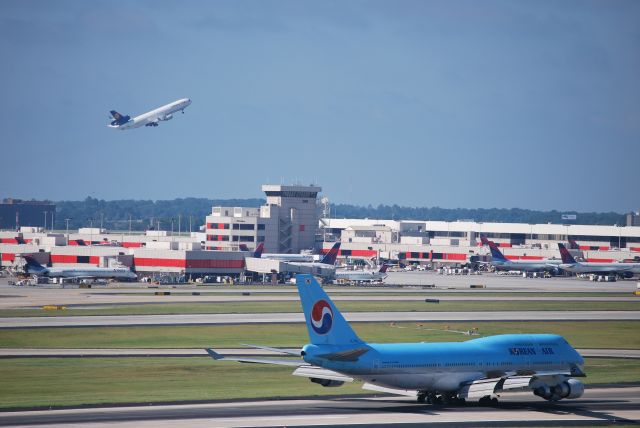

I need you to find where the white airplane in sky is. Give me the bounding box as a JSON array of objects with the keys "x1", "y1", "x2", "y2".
[{"x1": 108, "y1": 98, "x2": 191, "y2": 130}]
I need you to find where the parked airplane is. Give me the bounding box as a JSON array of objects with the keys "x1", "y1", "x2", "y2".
[
  {"x1": 334, "y1": 264, "x2": 388, "y2": 283},
  {"x1": 241, "y1": 242, "x2": 315, "y2": 262},
  {"x1": 558, "y1": 243, "x2": 640, "y2": 278},
  {"x1": 22, "y1": 255, "x2": 137, "y2": 281},
  {"x1": 480, "y1": 237, "x2": 561, "y2": 273},
  {"x1": 108, "y1": 98, "x2": 191, "y2": 130},
  {"x1": 208, "y1": 274, "x2": 586, "y2": 405},
  {"x1": 287, "y1": 242, "x2": 341, "y2": 270}
]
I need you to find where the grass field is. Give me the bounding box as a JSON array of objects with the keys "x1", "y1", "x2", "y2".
[
  {"x1": 1, "y1": 321, "x2": 639, "y2": 349},
  {"x1": 0, "y1": 357, "x2": 637, "y2": 409},
  {"x1": 0, "y1": 299, "x2": 638, "y2": 317}
]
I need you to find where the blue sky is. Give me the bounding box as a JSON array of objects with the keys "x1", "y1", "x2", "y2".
[{"x1": 1, "y1": 0, "x2": 638, "y2": 212}]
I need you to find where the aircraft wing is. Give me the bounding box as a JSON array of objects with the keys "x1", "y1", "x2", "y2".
[
  {"x1": 205, "y1": 348, "x2": 304, "y2": 366},
  {"x1": 241, "y1": 344, "x2": 300, "y2": 356},
  {"x1": 292, "y1": 366, "x2": 354, "y2": 383},
  {"x1": 317, "y1": 347, "x2": 370, "y2": 361}
]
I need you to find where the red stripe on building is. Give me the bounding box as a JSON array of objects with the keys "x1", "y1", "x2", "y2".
[
  {"x1": 1, "y1": 253, "x2": 15, "y2": 261},
  {"x1": 350, "y1": 250, "x2": 377, "y2": 257},
  {"x1": 631, "y1": 247, "x2": 640, "y2": 252},
  {"x1": 0, "y1": 238, "x2": 18, "y2": 244},
  {"x1": 51, "y1": 255, "x2": 77, "y2": 263},
  {"x1": 599, "y1": 246, "x2": 610, "y2": 251},
  {"x1": 520, "y1": 256, "x2": 545, "y2": 260},
  {"x1": 586, "y1": 258, "x2": 615, "y2": 263},
  {"x1": 135, "y1": 258, "x2": 186, "y2": 268},
  {"x1": 134, "y1": 258, "x2": 244, "y2": 269},
  {"x1": 506, "y1": 255, "x2": 520, "y2": 260},
  {"x1": 579, "y1": 246, "x2": 591, "y2": 250},
  {"x1": 122, "y1": 242, "x2": 143, "y2": 248},
  {"x1": 497, "y1": 243, "x2": 512, "y2": 248},
  {"x1": 186, "y1": 259, "x2": 245, "y2": 269},
  {"x1": 445, "y1": 253, "x2": 467, "y2": 261}
]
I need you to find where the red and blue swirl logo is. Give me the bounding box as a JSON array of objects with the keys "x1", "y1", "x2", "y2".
[{"x1": 311, "y1": 300, "x2": 333, "y2": 335}]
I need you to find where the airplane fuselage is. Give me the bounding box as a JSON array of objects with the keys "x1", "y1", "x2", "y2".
[
  {"x1": 110, "y1": 98, "x2": 191, "y2": 130},
  {"x1": 492, "y1": 259, "x2": 562, "y2": 272},
  {"x1": 559, "y1": 262, "x2": 640, "y2": 275},
  {"x1": 334, "y1": 270, "x2": 387, "y2": 282},
  {"x1": 303, "y1": 334, "x2": 583, "y2": 392},
  {"x1": 29, "y1": 266, "x2": 137, "y2": 280}
]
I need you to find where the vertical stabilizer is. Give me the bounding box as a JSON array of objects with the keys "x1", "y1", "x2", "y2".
[
  {"x1": 558, "y1": 243, "x2": 577, "y2": 264},
  {"x1": 320, "y1": 242, "x2": 341, "y2": 265},
  {"x1": 253, "y1": 242, "x2": 264, "y2": 258},
  {"x1": 488, "y1": 242, "x2": 508, "y2": 262},
  {"x1": 296, "y1": 274, "x2": 362, "y2": 345}
]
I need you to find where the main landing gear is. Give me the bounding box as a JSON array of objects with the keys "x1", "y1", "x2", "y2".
[
  {"x1": 478, "y1": 395, "x2": 499, "y2": 406},
  {"x1": 417, "y1": 392, "x2": 466, "y2": 406}
]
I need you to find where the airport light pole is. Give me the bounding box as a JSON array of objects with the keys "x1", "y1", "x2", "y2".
[
  {"x1": 65, "y1": 218, "x2": 72, "y2": 243},
  {"x1": 43, "y1": 211, "x2": 47, "y2": 231}
]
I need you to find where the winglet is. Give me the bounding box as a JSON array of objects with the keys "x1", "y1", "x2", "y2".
[{"x1": 205, "y1": 348, "x2": 225, "y2": 360}]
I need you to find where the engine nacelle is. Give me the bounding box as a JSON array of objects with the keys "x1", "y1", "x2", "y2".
[
  {"x1": 621, "y1": 271, "x2": 634, "y2": 279},
  {"x1": 309, "y1": 377, "x2": 345, "y2": 387},
  {"x1": 160, "y1": 114, "x2": 173, "y2": 121},
  {"x1": 534, "y1": 379, "x2": 584, "y2": 401}
]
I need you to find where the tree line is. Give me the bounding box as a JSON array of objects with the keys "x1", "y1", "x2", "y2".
[{"x1": 51, "y1": 197, "x2": 625, "y2": 231}]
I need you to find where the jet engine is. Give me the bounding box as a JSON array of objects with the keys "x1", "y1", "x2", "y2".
[
  {"x1": 160, "y1": 114, "x2": 173, "y2": 121},
  {"x1": 309, "y1": 378, "x2": 345, "y2": 387},
  {"x1": 621, "y1": 271, "x2": 633, "y2": 279},
  {"x1": 534, "y1": 379, "x2": 584, "y2": 401}
]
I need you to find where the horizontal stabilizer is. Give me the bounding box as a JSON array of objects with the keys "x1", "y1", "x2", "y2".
[
  {"x1": 292, "y1": 366, "x2": 354, "y2": 382},
  {"x1": 362, "y1": 383, "x2": 417, "y2": 397},
  {"x1": 205, "y1": 348, "x2": 304, "y2": 366},
  {"x1": 318, "y1": 347, "x2": 370, "y2": 361}
]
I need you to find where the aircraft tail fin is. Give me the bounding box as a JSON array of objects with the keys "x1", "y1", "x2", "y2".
[
  {"x1": 296, "y1": 274, "x2": 362, "y2": 345},
  {"x1": 558, "y1": 243, "x2": 577, "y2": 264},
  {"x1": 110, "y1": 110, "x2": 131, "y2": 126},
  {"x1": 480, "y1": 235, "x2": 492, "y2": 246},
  {"x1": 15, "y1": 236, "x2": 26, "y2": 245},
  {"x1": 488, "y1": 242, "x2": 508, "y2": 262},
  {"x1": 568, "y1": 237, "x2": 580, "y2": 250},
  {"x1": 253, "y1": 242, "x2": 264, "y2": 258},
  {"x1": 320, "y1": 242, "x2": 341, "y2": 265},
  {"x1": 378, "y1": 264, "x2": 389, "y2": 273},
  {"x1": 239, "y1": 244, "x2": 249, "y2": 251},
  {"x1": 22, "y1": 255, "x2": 47, "y2": 273}
]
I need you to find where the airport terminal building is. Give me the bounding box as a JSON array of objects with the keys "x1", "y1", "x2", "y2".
[{"x1": 1, "y1": 184, "x2": 640, "y2": 279}]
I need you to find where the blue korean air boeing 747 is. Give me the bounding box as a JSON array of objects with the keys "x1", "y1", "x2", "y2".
[{"x1": 207, "y1": 274, "x2": 586, "y2": 405}]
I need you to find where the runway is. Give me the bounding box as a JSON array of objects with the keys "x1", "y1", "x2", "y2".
[
  {"x1": 1, "y1": 386, "x2": 638, "y2": 427},
  {"x1": 2, "y1": 310, "x2": 640, "y2": 328},
  {"x1": 1, "y1": 274, "x2": 638, "y2": 309},
  {"x1": 1, "y1": 347, "x2": 638, "y2": 359}
]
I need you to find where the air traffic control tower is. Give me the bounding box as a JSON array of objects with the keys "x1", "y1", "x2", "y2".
[
  {"x1": 260, "y1": 184, "x2": 321, "y2": 254},
  {"x1": 204, "y1": 184, "x2": 321, "y2": 254}
]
